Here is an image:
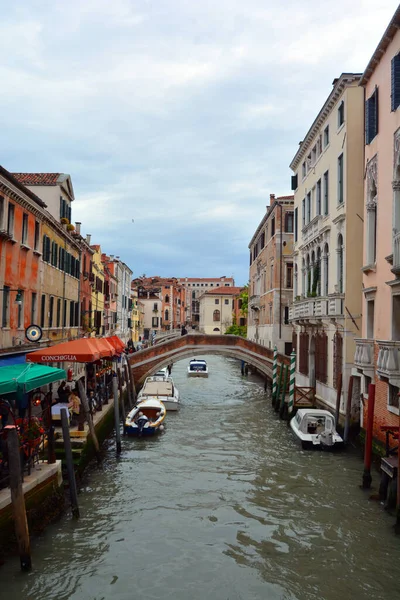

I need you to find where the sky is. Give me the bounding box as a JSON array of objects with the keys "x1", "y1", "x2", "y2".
[{"x1": 1, "y1": 0, "x2": 399, "y2": 286}]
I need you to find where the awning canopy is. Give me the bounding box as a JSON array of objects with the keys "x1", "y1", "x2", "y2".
[
  {"x1": 0, "y1": 363, "x2": 67, "y2": 395},
  {"x1": 108, "y1": 336, "x2": 125, "y2": 353},
  {"x1": 93, "y1": 338, "x2": 116, "y2": 358},
  {"x1": 26, "y1": 338, "x2": 112, "y2": 364}
]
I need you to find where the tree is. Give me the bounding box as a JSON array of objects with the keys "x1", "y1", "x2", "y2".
[{"x1": 240, "y1": 285, "x2": 248, "y2": 316}]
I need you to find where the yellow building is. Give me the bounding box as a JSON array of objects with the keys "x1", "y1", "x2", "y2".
[
  {"x1": 40, "y1": 218, "x2": 80, "y2": 343},
  {"x1": 90, "y1": 245, "x2": 105, "y2": 335},
  {"x1": 130, "y1": 289, "x2": 140, "y2": 343}
]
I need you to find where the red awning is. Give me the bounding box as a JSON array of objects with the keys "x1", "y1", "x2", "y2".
[
  {"x1": 107, "y1": 336, "x2": 125, "y2": 353},
  {"x1": 91, "y1": 338, "x2": 116, "y2": 358},
  {"x1": 26, "y1": 338, "x2": 111, "y2": 363}
]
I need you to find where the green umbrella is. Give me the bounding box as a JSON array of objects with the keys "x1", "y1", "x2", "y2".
[{"x1": 0, "y1": 363, "x2": 67, "y2": 395}]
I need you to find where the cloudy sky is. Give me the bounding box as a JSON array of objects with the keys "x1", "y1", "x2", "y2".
[{"x1": 2, "y1": 1, "x2": 398, "y2": 285}]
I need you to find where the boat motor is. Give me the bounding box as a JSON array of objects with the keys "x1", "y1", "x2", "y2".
[{"x1": 137, "y1": 413, "x2": 149, "y2": 434}]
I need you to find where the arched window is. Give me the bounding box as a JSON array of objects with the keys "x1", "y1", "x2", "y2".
[
  {"x1": 337, "y1": 234, "x2": 344, "y2": 293},
  {"x1": 165, "y1": 295, "x2": 170, "y2": 303},
  {"x1": 301, "y1": 258, "x2": 306, "y2": 296},
  {"x1": 213, "y1": 327, "x2": 220, "y2": 332},
  {"x1": 213, "y1": 310, "x2": 220, "y2": 322},
  {"x1": 294, "y1": 263, "x2": 298, "y2": 297},
  {"x1": 366, "y1": 158, "x2": 377, "y2": 265},
  {"x1": 306, "y1": 254, "x2": 311, "y2": 295},
  {"x1": 165, "y1": 309, "x2": 169, "y2": 322},
  {"x1": 324, "y1": 243, "x2": 329, "y2": 296}
]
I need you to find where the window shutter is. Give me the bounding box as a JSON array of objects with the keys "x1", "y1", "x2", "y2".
[
  {"x1": 67, "y1": 205, "x2": 72, "y2": 223},
  {"x1": 391, "y1": 54, "x2": 400, "y2": 111},
  {"x1": 365, "y1": 99, "x2": 370, "y2": 144},
  {"x1": 375, "y1": 88, "x2": 379, "y2": 138},
  {"x1": 60, "y1": 196, "x2": 63, "y2": 218},
  {"x1": 291, "y1": 174, "x2": 298, "y2": 190},
  {"x1": 42, "y1": 235, "x2": 47, "y2": 258}
]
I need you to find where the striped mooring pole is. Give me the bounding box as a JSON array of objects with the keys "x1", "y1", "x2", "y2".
[
  {"x1": 287, "y1": 350, "x2": 296, "y2": 415},
  {"x1": 272, "y1": 346, "x2": 278, "y2": 401}
]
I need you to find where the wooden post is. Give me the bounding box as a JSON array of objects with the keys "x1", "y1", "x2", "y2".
[
  {"x1": 60, "y1": 408, "x2": 80, "y2": 519},
  {"x1": 279, "y1": 365, "x2": 289, "y2": 419},
  {"x1": 272, "y1": 346, "x2": 278, "y2": 403},
  {"x1": 335, "y1": 372, "x2": 343, "y2": 429},
  {"x1": 343, "y1": 375, "x2": 353, "y2": 443},
  {"x1": 77, "y1": 380, "x2": 100, "y2": 460},
  {"x1": 123, "y1": 363, "x2": 133, "y2": 409},
  {"x1": 128, "y1": 362, "x2": 137, "y2": 404},
  {"x1": 47, "y1": 425, "x2": 56, "y2": 464},
  {"x1": 113, "y1": 369, "x2": 122, "y2": 454},
  {"x1": 6, "y1": 426, "x2": 32, "y2": 571},
  {"x1": 362, "y1": 383, "x2": 375, "y2": 489},
  {"x1": 274, "y1": 364, "x2": 283, "y2": 412}
]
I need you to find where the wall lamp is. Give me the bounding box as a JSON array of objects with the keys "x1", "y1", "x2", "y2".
[{"x1": 0, "y1": 288, "x2": 23, "y2": 305}]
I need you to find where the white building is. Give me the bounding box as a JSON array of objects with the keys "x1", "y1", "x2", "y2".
[{"x1": 199, "y1": 286, "x2": 242, "y2": 334}]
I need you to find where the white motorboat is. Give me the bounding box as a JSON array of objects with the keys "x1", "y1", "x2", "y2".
[
  {"x1": 124, "y1": 398, "x2": 166, "y2": 436},
  {"x1": 136, "y1": 375, "x2": 180, "y2": 411},
  {"x1": 290, "y1": 409, "x2": 343, "y2": 450},
  {"x1": 187, "y1": 359, "x2": 208, "y2": 377}
]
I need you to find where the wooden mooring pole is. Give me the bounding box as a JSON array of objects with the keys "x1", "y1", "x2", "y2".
[
  {"x1": 6, "y1": 425, "x2": 32, "y2": 571},
  {"x1": 60, "y1": 408, "x2": 80, "y2": 519},
  {"x1": 335, "y1": 372, "x2": 342, "y2": 429},
  {"x1": 123, "y1": 363, "x2": 133, "y2": 409},
  {"x1": 362, "y1": 383, "x2": 375, "y2": 489},
  {"x1": 113, "y1": 369, "x2": 122, "y2": 454},
  {"x1": 77, "y1": 380, "x2": 101, "y2": 461},
  {"x1": 279, "y1": 365, "x2": 289, "y2": 419},
  {"x1": 343, "y1": 375, "x2": 353, "y2": 444},
  {"x1": 274, "y1": 364, "x2": 283, "y2": 412}
]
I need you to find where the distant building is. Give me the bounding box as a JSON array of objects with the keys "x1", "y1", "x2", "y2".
[
  {"x1": 90, "y1": 245, "x2": 105, "y2": 336},
  {"x1": 199, "y1": 286, "x2": 243, "y2": 334},
  {"x1": 12, "y1": 172, "x2": 74, "y2": 225},
  {"x1": 248, "y1": 194, "x2": 294, "y2": 354},
  {"x1": 176, "y1": 276, "x2": 235, "y2": 327},
  {"x1": 132, "y1": 277, "x2": 186, "y2": 333}
]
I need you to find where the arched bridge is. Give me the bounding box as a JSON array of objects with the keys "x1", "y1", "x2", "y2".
[{"x1": 128, "y1": 334, "x2": 290, "y2": 387}]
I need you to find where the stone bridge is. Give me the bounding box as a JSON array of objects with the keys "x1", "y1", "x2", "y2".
[{"x1": 128, "y1": 334, "x2": 290, "y2": 387}]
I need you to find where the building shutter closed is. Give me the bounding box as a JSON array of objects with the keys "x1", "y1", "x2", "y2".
[
  {"x1": 291, "y1": 174, "x2": 298, "y2": 190},
  {"x1": 392, "y1": 54, "x2": 400, "y2": 112}
]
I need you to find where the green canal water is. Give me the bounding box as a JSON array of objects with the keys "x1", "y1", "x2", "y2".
[{"x1": 2, "y1": 355, "x2": 400, "y2": 600}]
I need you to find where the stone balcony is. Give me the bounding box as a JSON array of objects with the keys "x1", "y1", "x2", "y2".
[
  {"x1": 249, "y1": 295, "x2": 260, "y2": 310},
  {"x1": 354, "y1": 338, "x2": 375, "y2": 377},
  {"x1": 289, "y1": 295, "x2": 344, "y2": 322},
  {"x1": 302, "y1": 215, "x2": 322, "y2": 245},
  {"x1": 376, "y1": 340, "x2": 400, "y2": 386}
]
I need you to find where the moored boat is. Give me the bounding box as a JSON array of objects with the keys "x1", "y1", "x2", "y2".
[
  {"x1": 187, "y1": 359, "x2": 208, "y2": 377},
  {"x1": 124, "y1": 398, "x2": 166, "y2": 436},
  {"x1": 136, "y1": 375, "x2": 180, "y2": 411},
  {"x1": 290, "y1": 408, "x2": 343, "y2": 450}
]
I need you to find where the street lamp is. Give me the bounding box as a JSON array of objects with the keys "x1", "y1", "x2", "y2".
[{"x1": 0, "y1": 288, "x2": 23, "y2": 304}]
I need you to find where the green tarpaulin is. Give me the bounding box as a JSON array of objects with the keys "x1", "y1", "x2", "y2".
[{"x1": 0, "y1": 363, "x2": 66, "y2": 395}]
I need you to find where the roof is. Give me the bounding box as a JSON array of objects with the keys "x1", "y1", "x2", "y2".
[
  {"x1": 249, "y1": 195, "x2": 294, "y2": 247},
  {"x1": 180, "y1": 277, "x2": 234, "y2": 282},
  {"x1": 12, "y1": 173, "x2": 62, "y2": 186},
  {"x1": 360, "y1": 6, "x2": 400, "y2": 86},
  {"x1": 0, "y1": 165, "x2": 47, "y2": 208},
  {"x1": 205, "y1": 286, "x2": 243, "y2": 295}
]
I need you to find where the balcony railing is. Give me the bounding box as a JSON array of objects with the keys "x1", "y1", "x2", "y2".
[
  {"x1": 302, "y1": 215, "x2": 322, "y2": 245},
  {"x1": 289, "y1": 295, "x2": 344, "y2": 322},
  {"x1": 249, "y1": 295, "x2": 260, "y2": 310},
  {"x1": 392, "y1": 231, "x2": 400, "y2": 275},
  {"x1": 377, "y1": 340, "x2": 400, "y2": 385},
  {"x1": 354, "y1": 338, "x2": 374, "y2": 374}
]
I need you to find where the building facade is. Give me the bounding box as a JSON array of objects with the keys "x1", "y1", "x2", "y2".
[
  {"x1": 248, "y1": 194, "x2": 294, "y2": 354},
  {"x1": 199, "y1": 286, "x2": 243, "y2": 334},
  {"x1": 289, "y1": 73, "x2": 364, "y2": 418},
  {"x1": 354, "y1": 8, "x2": 400, "y2": 442},
  {"x1": 90, "y1": 245, "x2": 105, "y2": 336},
  {"x1": 177, "y1": 277, "x2": 235, "y2": 327},
  {"x1": 13, "y1": 173, "x2": 74, "y2": 225}
]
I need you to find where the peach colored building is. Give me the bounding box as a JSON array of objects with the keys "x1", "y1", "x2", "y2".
[
  {"x1": 248, "y1": 194, "x2": 294, "y2": 355},
  {"x1": 176, "y1": 277, "x2": 235, "y2": 328},
  {"x1": 354, "y1": 7, "x2": 400, "y2": 442}
]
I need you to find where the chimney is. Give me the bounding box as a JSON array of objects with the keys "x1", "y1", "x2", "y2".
[
  {"x1": 110, "y1": 255, "x2": 114, "y2": 261},
  {"x1": 75, "y1": 222, "x2": 81, "y2": 235},
  {"x1": 270, "y1": 193, "x2": 275, "y2": 203},
  {"x1": 86, "y1": 234, "x2": 91, "y2": 245}
]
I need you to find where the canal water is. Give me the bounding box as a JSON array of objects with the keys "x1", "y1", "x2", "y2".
[{"x1": 2, "y1": 355, "x2": 400, "y2": 600}]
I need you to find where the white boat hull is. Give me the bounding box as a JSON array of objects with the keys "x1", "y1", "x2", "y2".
[
  {"x1": 290, "y1": 409, "x2": 343, "y2": 450},
  {"x1": 187, "y1": 371, "x2": 208, "y2": 377}
]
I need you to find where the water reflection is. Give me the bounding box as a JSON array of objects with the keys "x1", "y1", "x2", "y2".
[{"x1": 2, "y1": 356, "x2": 399, "y2": 600}]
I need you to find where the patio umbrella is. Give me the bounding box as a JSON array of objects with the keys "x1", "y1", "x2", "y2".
[
  {"x1": 108, "y1": 336, "x2": 125, "y2": 353},
  {"x1": 26, "y1": 338, "x2": 103, "y2": 363},
  {"x1": 0, "y1": 363, "x2": 67, "y2": 395},
  {"x1": 93, "y1": 338, "x2": 116, "y2": 358}
]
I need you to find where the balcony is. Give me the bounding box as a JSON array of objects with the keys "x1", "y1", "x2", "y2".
[
  {"x1": 392, "y1": 231, "x2": 400, "y2": 276},
  {"x1": 302, "y1": 215, "x2": 322, "y2": 245},
  {"x1": 354, "y1": 338, "x2": 375, "y2": 376},
  {"x1": 289, "y1": 295, "x2": 344, "y2": 322},
  {"x1": 249, "y1": 295, "x2": 260, "y2": 310},
  {"x1": 377, "y1": 340, "x2": 400, "y2": 386}
]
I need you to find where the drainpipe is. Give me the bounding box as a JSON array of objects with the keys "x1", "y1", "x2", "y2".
[{"x1": 279, "y1": 202, "x2": 283, "y2": 340}]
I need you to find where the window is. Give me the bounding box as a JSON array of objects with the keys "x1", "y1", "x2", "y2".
[
  {"x1": 306, "y1": 192, "x2": 311, "y2": 224},
  {"x1": 285, "y1": 212, "x2": 294, "y2": 233},
  {"x1": 49, "y1": 296, "x2": 54, "y2": 328},
  {"x1": 2, "y1": 286, "x2": 10, "y2": 327},
  {"x1": 315, "y1": 333, "x2": 328, "y2": 384},
  {"x1": 316, "y1": 179, "x2": 322, "y2": 215},
  {"x1": 31, "y1": 292, "x2": 37, "y2": 324},
  {"x1": 333, "y1": 332, "x2": 343, "y2": 389},
  {"x1": 391, "y1": 53, "x2": 400, "y2": 111},
  {"x1": 153, "y1": 303, "x2": 158, "y2": 311},
  {"x1": 388, "y1": 384, "x2": 399, "y2": 409},
  {"x1": 302, "y1": 198, "x2": 305, "y2": 227},
  {"x1": 56, "y1": 299, "x2": 61, "y2": 328},
  {"x1": 22, "y1": 213, "x2": 29, "y2": 245},
  {"x1": 299, "y1": 333, "x2": 309, "y2": 376},
  {"x1": 366, "y1": 299, "x2": 375, "y2": 339},
  {"x1": 34, "y1": 221, "x2": 40, "y2": 250},
  {"x1": 338, "y1": 154, "x2": 344, "y2": 204},
  {"x1": 366, "y1": 88, "x2": 378, "y2": 144},
  {"x1": 165, "y1": 295, "x2": 169, "y2": 303},
  {"x1": 7, "y1": 203, "x2": 14, "y2": 237},
  {"x1": 40, "y1": 294, "x2": 46, "y2": 328},
  {"x1": 69, "y1": 301, "x2": 74, "y2": 327},
  {"x1": 324, "y1": 125, "x2": 329, "y2": 147},
  {"x1": 165, "y1": 309, "x2": 169, "y2": 321},
  {"x1": 17, "y1": 291, "x2": 24, "y2": 328},
  {"x1": 0, "y1": 196, "x2": 4, "y2": 229},
  {"x1": 302, "y1": 161, "x2": 306, "y2": 178},
  {"x1": 215, "y1": 299, "x2": 219, "y2": 304},
  {"x1": 291, "y1": 174, "x2": 298, "y2": 190},
  {"x1": 152, "y1": 317, "x2": 159, "y2": 327},
  {"x1": 260, "y1": 231, "x2": 265, "y2": 248},
  {"x1": 63, "y1": 300, "x2": 67, "y2": 328},
  {"x1": 224, "y1": 299, "x2": 229, "y2": 305},
  {"x1": 294, "y1": 207, "x2": 298, "y2": 242},
  {"x1": 43, "y1": 235, "x2": 51, "y2": 262},
  {"x1": 286, "y1": 263, "x2": 293, "y2": 288},
  {"x1": 323, "y1": 171, "x2": 329, "y2": 215},
  {"x1": 271, "y1": 217, "x2": 275, "y2": 237},
  {"x1": 312, "y1": 145, "x2": 317, "y2": 165},
  {"x1": 338, "y1": 101, "x2": 344, "y2": 127},
  {"x1": 284, "y1": 306, "x2": 289, "y2": 325},
  {"x1": 213, "y1": 310, "x2": 220, "y2": 321}
]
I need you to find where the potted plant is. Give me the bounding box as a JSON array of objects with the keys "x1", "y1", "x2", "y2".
[
  {"x1": 66, "y1": 223, "x2": 75, "y2": 232},
  {"x1": 18, "y1": 417, "x2": 44, "y2": 457}
]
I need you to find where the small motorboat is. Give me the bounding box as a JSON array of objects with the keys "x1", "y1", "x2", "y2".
[
  {"x1": 136, "y1": 375, "x2": 180, "y2": 411},
  {"x1": 124, "y1": 398, "x2": 166, "y2": 436},
  {"x1": 154, "y1": 367, "x2": 168, "y2": 378},
  {"x1": 187, "y1": 359, "x2": 208, "y2": 377},
  {"x1": 290, "y1": 409, "x2": 343, "y2": 450}
]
